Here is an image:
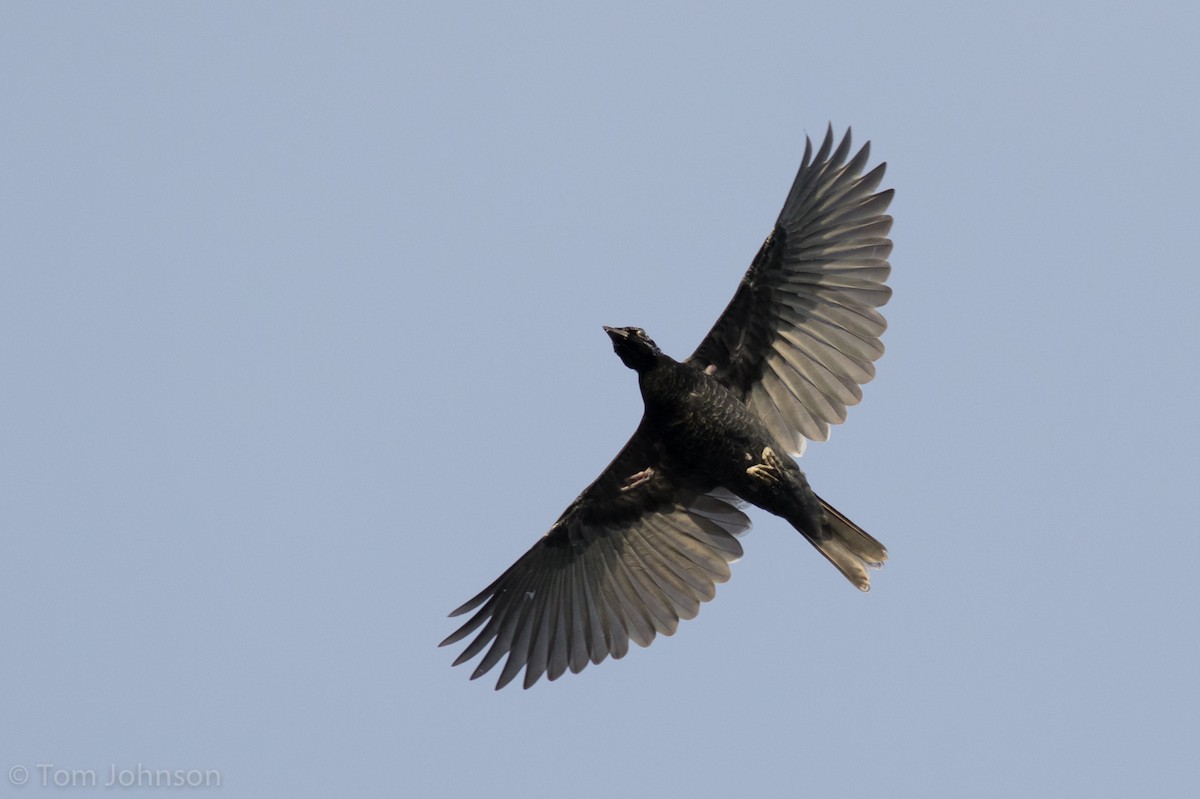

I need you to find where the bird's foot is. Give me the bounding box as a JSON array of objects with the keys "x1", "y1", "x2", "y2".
[
  {"x1": 619, "y1": 467, "x2": 655, "y2": 492},
  {"x1": 746, "y1": 447, "x2": 784, "y2": 486}
]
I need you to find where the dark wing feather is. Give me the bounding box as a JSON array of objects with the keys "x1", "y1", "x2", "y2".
[
  {"x1": 688, "y1": 126, "x2": 893, "y2": 453},
  {"x1": 440, "y1": 423, "x2": 751, "y2": 690}
]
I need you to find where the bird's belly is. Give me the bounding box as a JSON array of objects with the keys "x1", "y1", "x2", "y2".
[{"x1": 653, "y1": 390, "x2": 789, "y2": 488}]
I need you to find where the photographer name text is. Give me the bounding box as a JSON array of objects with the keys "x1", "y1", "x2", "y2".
[{"x1": 9, "y1": 762, "x2": 221, "y2": 789}]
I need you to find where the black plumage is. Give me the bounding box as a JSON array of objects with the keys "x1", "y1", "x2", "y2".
[{"x1": 441, "y1": 126, "x2": 893, "y2": 689}]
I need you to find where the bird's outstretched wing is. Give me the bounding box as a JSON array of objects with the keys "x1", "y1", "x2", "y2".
[
  {"x1": 688, "y1": 126, "x2": 893, "y2": 453},
  {"x1": 440, "y1": 423, "x2": 751, "y2": 690}
]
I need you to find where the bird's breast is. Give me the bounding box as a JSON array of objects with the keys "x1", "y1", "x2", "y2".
[{"x1": 642, "y1": 371, "x2": 781, "y2": 484}]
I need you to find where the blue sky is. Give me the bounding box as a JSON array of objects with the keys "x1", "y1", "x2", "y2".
[{"x1": 3, "y1": 2, "x2": 1198, "y2": 796}]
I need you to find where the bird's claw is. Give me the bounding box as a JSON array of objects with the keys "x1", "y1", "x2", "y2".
[
  {"x1": 619, "y1": 467, "x2": 654, "y2": 492},
  {"x1": 746, "y1": 447, "x2": 784, "y2": 485}
]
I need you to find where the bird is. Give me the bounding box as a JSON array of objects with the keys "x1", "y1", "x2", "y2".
[{"x1": 441, "y1": 126, "x2": 893, "y2": 690}]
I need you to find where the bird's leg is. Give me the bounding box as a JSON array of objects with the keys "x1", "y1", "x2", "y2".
[
  {"x1": 619, "y1": 467, "x2": 655, "y2": 492},
  {"x1": 745, "y1": 446, "x2": 785, "y2": 486}
]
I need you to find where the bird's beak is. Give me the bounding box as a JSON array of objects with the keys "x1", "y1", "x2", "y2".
[{"x1": 603, "y1": 325, "x2": 628, "y2": 341}]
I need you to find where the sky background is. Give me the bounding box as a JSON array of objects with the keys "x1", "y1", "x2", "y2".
[{"x1": 3, "y1": 2, "x2": 1198, "y2": 797}]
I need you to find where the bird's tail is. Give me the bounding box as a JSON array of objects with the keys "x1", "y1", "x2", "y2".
[{"x1": 804, "y1": 495, "x2": 888, "y2": 592}]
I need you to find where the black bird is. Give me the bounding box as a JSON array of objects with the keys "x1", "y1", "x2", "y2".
[{"x1": 441, "y1": 126, "x2": 893, "y2": 689}]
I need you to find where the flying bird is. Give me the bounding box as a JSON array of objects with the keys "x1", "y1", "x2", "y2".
[{"x1": 441, "y1": 126, "x2": 893, "y2": 689}]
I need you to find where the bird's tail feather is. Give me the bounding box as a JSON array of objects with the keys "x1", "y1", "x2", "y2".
[{"x1": 806, "y1": 495, "x2": 888, "y2": 592}]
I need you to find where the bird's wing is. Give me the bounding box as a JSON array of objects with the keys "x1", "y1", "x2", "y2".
[
  {"x1": 688, "y1": 126, "x2": 893, "y2": 454},
  {"x1": 440, "y1": 423, "x2": 751, "y2": 690}
]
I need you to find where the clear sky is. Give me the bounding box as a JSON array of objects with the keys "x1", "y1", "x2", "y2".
[{"x1": 3, "y1": 2, "x2": 1198, "y2": 797}]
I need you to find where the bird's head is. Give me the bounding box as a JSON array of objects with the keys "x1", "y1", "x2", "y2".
[{"x1": 604, "y1": 326, "x2": 662, "y2": 372}]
